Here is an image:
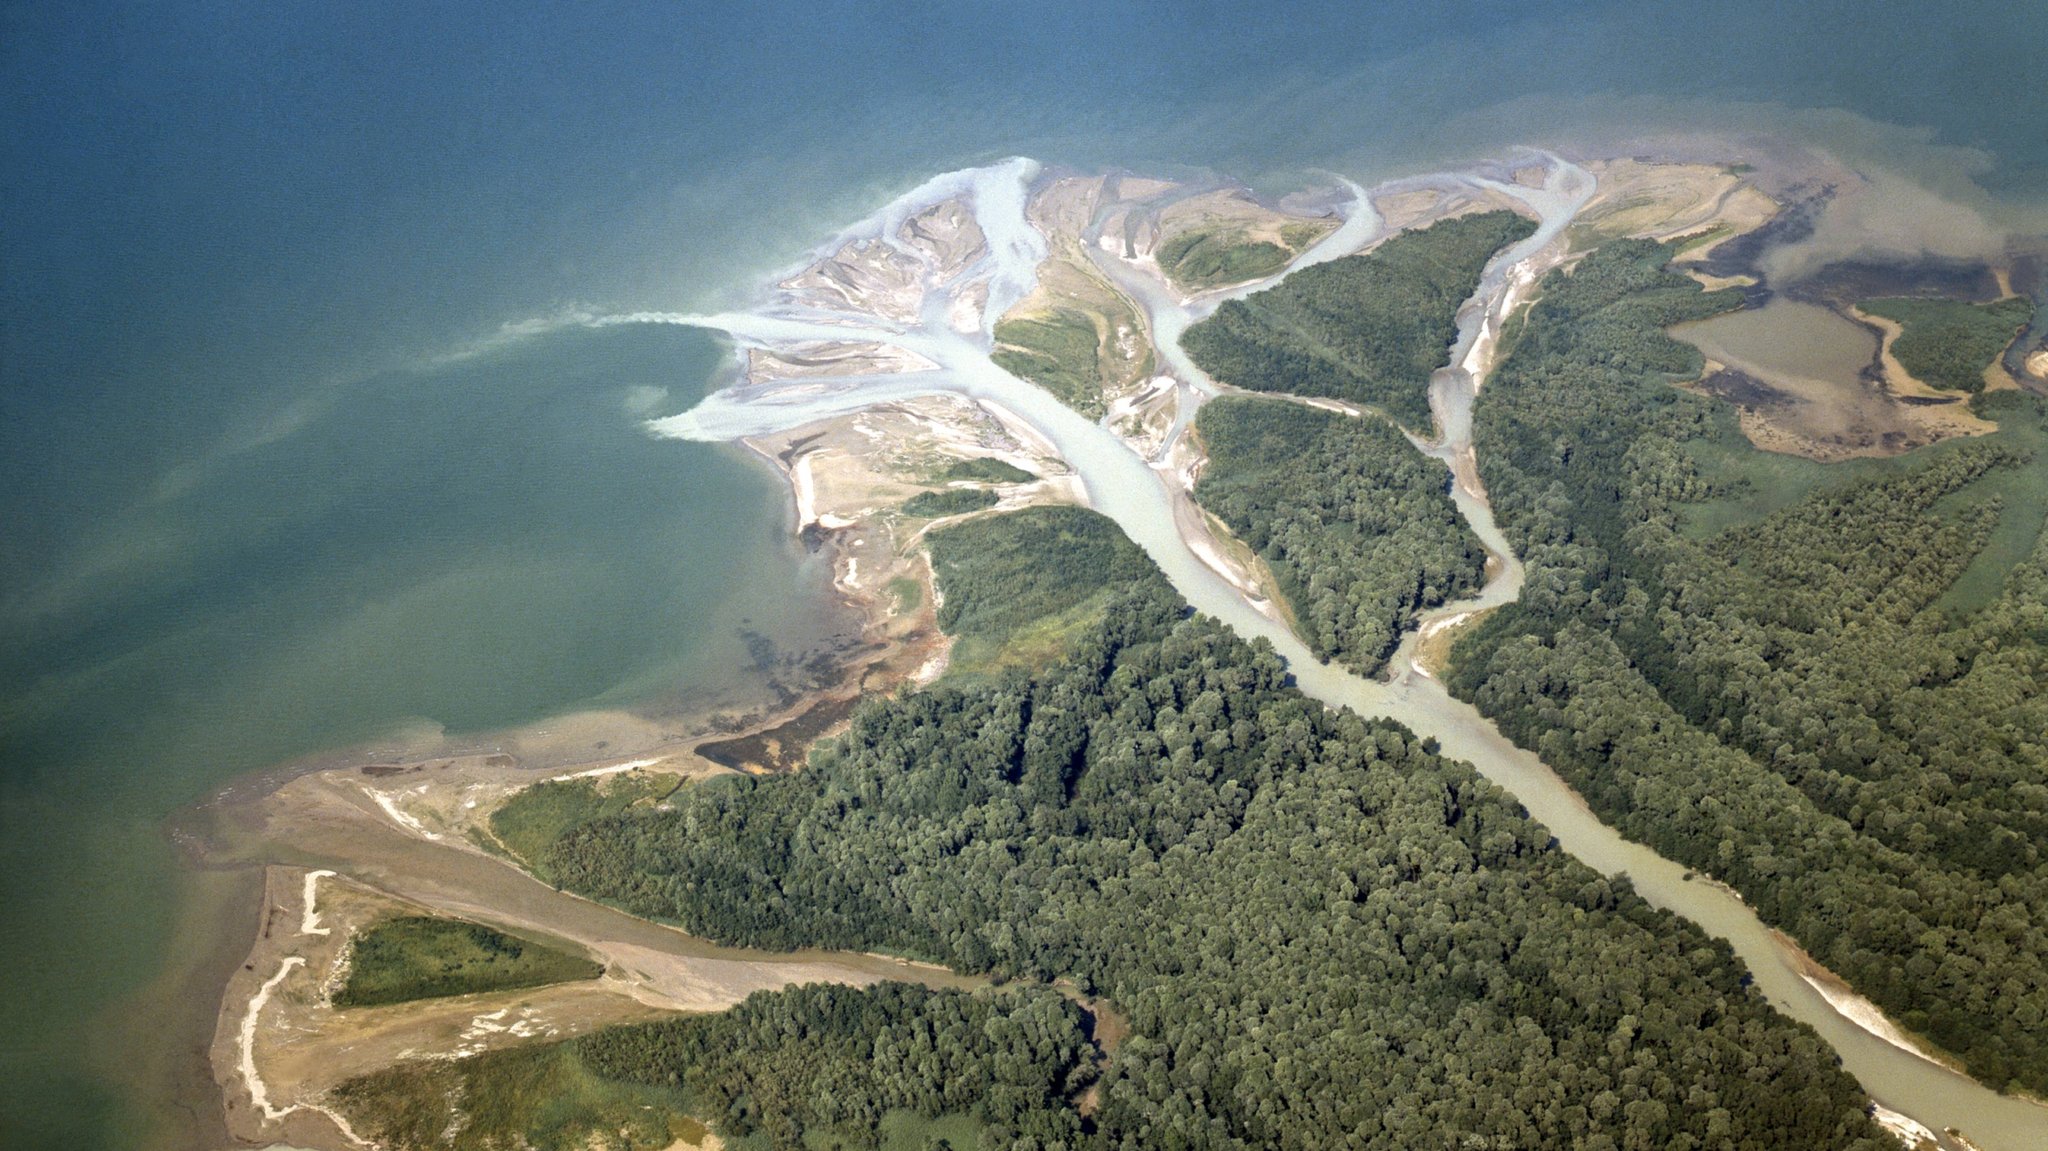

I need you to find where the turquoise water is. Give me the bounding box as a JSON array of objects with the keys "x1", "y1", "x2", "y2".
[
  {"x1": 0, "y1": 323, "x2": 852, "y2": 1146},
  {"x1": 3, "y1": 2, "x2": 2045, "y2": 1147}
]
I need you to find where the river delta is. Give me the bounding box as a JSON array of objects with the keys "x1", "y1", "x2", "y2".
[{"x1": 183, "y1": 144, "x2": 2048, "y2": 1151}]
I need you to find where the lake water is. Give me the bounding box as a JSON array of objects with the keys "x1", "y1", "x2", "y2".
[{"x1": 5, "y1": 3, "x2": 2047, "y2": 1147}]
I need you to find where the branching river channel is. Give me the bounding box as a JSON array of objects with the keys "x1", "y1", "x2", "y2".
[{"x1": 611, "y1": 155, "x2": 2048, "y2": 1150}]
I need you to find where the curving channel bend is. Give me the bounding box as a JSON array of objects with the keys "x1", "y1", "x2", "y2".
[{"x1": 615, "y1": 155, "x2": 2048, "y2": 1150}]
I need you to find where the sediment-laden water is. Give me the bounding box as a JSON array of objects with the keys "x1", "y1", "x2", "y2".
[
  {"x1": 8, "y1": 6, "x2": 2048, "y2": 1147},
  {"x1": 644, "y1": 155, "x2": 2048, "y2": 1150}
]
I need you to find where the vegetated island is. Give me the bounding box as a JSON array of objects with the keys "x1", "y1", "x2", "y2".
[{"x1": 199, "y1": 146, "x2": 2048, "y2": 1151}]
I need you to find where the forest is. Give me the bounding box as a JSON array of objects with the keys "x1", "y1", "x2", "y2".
[
  {"x1": 1448, "y1": 237, "x2": 2048, "y2": 1092},
  {"x1": 1180, "y1": 210, "x2": 1535, "y2": 428},
  {"x1": 500, "y1": 508, "x2": 1887, "y2": 1150},
  {"x1": 1192, "y1": 396, "x2": 1485, "y2": 675}
]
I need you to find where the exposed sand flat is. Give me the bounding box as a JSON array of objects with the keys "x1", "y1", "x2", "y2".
[
  {"x1": 1371, "y1": 189, "x2": 1448, "y2": 232},
  {"x1": 1577, "y1": 158, "x2": 1777, "y2": 250},
  {"x1": 748, "y1": 394, "x2": 1079, "y2": 611},
  {"x1": 898, "y1": 198, "x2": 986, "y2": 283},
  {"x1": 776, "y1": 195, "x2": 993, "y2": 328},
  {"x1": 1110, "y1": 175, "x2": 1177, "y2": 201},
  {"x1": 747, "y1": 341, "x2": 939, "y2": 382},
  {"x1": 208, "y1": 749, "x2": 992, "y2": 1151},
  {"x1": 1366, "y1": 179, "x2": 1545, "y2": 242},
  {"x1": 995, "y1": 252, "x2": 1152, "y2": 393},
  {"x1": 1675, "y1": 300, "x2": 1997, "y2": 460},
  {"x1": 1410, "y1": 605, "x2": 1499, "y2": 680},
  {"x1": 1103, "y1": 375, "x2": 1180, "y2": 458},
  {"x1": 1800, "y1": 970, "x2": 1948, "y2": 1067},
  {"x1": 781, "y1": 237, "x2": 929, "y2": 322},
  {"x1": 212, "y1": 866, "x2": 676, "y2": 1150},
  {"x1": 551, "y1": 757, "x2": 667, "y2": 781},
  {"x1": 1026, "y1": 173, "x2": 1112, "y2": 245},
  {"x1": 1155, "y1": 185, "x2": 1338, "y2": 251},
  {"x1": 1684, "y1": 268, "x2": 1759, "y2": 291},
  {"x1": 767, "y1": 394, "x2": 1071, "y2": 524},
  {"x1": 351, "y1": 751, "x2": 716, "y2": 851},
  {"x1": 996, "y1": 183, "x2": 1158, "y2": 412},
  {"x1": 1873, "y1": 1104, "x2": 1940, "y2": 1150},
  {"x1": 300, "y1": 870, "x2": 336, "y2": 936}
]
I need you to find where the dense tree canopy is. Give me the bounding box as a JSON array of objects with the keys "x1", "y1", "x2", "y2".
[
  {"x1": 1193, "y1": 396, "x2": 1485, "y2": 675},
  {"x1": 1182, "y1": 211, "x2": 1535, "y2": 428},
  {"x1": 516, "y1": 509, "x2": 1885, "y2": 1150},
  {"x1": 1451, "y1": 237, "x2": 2048, "y2": 1092}
]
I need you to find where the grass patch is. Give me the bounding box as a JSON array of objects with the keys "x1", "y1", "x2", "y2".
[
  {"x1": 332, "y1": 1038, "x2": 693, "y2": 1151},
  {"x1": 942, "y1": 587, "x2": 1127, "y2": 678},
  {"x1": 1677, "y1": 415, "x2": 1862, "y2": 538},
  {"x1": 1280, "y1": 221, "x2": 1332, "y2": 251},
  {"x1": 1155, "y1": 227, "x2": 1293, "y2": 290},
  {"x1": 886, "y1": 575, "x2": 923, "y2": 613},
  {"x1": 798, "y1": 1110, "x2": 982, "y2": 1151},
  {"x1": 1861, "y1": 295, "x2": 2032, "y2": 392},
  {"x1": 937, "y1": 456, "x2": 1036, "y2": 484},
  {"x1": 901, "y1": 487, "x2": 999, "y2": 518},
  {"x1": 1668, "y1": 224, "x2": 1732, "y2": 257},
  {"x1": 489, "y1": 773, "x2": 677, "y2": 878},
  {"x1": 992, "y1": 308, "x2": 1108, "y2": 417},
  {"x1": 335, "y1": 916, "x2": 602, "y2": 1008}
]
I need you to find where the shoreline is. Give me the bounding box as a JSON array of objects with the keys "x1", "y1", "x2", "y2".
[
  {"x1": 187, "y1": 390, "x2": 1042, "y2": 1149},
  {"x1": 166, "y1": 140, "x2": 2048, "y2": 1150}
]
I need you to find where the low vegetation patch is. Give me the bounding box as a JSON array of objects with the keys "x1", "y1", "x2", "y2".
[
  {"x1": 901, "y1": 487, "x2": 999, "y2": 518},
  {"x1": 331, "y1": 1038, "x2": 694, "y2": 1151},
  {"x1": 335, "y1": 916, "x2": 602, "y2": 1008},
  {"x1": 333, "y1": 983, "x2": 1083, "y2": 1151},
  {"x1": 938, "y1": 456, "x2": 1036, "y2": 484},
  {"x1": 489, "y1": 772, "x2": 676, "y2": 878},
  {"x1": 1155, "y1": 227, "x2": 1293, "y2": 290},
  {"x1": 1861, "y1": 295, "x2": 2031, "y2": 392},
  {"x1": 992, "y1": 309, "x2": 1108, "y2": 417}
]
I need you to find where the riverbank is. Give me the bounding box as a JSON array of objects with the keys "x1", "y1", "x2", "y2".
[
  {"x1": 191, "y1": 143, "x2": 2048, "y2": 1151},
  {"x1": 200, "y1": 733, "x2": 985, "y2": 1149}
]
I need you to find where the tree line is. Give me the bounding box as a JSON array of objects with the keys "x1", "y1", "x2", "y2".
[
  {"x1": 519, "y1": 508, "x2": 1886, "y2": 1150},
  {"x1": 1181, "y1": 210, "x2": 1535, "y2": 429}
]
